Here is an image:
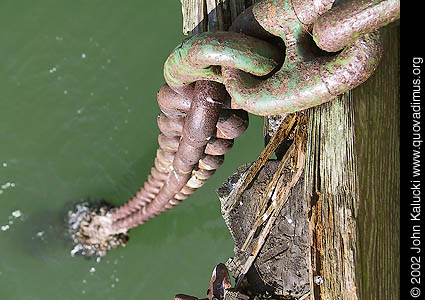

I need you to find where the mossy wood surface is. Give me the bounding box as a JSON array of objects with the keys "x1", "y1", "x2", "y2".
[{"x1": 353, "y1": 26, "x2": 400, "y2": 300}]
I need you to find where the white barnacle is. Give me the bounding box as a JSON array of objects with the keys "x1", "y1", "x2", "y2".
[{"x1": 314, "y1": 275, "x2": 324, "y2": 285}]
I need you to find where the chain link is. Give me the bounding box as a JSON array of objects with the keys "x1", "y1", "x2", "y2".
[{"x1": 164, "y1": 0, "x2": 399, "y2": 116}]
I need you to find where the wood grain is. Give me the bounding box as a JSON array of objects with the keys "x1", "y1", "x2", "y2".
[
  {"x1": 353, "y1": 26, "x2": 400, "y2": 300},
  {"x1": 305, "y1": 93, "x2": 359, "y2": 300},
  {"x1": 305, "y1": 26, "x2": 400, "y2": 300}
]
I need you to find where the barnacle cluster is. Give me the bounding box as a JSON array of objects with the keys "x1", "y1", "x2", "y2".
[{"x1": 68, "y1": 201, "x2": 129, "y2": 257}]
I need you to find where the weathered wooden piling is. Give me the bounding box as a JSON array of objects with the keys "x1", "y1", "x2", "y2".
[{"x1": 181, "y1": 1, "x2": 399, "y2": 299}]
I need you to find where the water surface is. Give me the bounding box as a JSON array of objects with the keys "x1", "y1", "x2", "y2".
[{"x1": 0, "y1": 1, "x2": 264, "y2": 299}]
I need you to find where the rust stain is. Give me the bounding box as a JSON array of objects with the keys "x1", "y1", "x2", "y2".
[{"x1": 310, "y1": 192, "x2": 324, "y2": 300}]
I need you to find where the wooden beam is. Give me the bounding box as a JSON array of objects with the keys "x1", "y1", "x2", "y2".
[
  {"x1": 305, "y1": 93, "x2": 359, "y2": 300},
  {"x1": 305, "y1": 26, "x2": 400, "y2": 300},
  {"x1": 353, "y1": 26, "x2": 400, "y2": 300}
]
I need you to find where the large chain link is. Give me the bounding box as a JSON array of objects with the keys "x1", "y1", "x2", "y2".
[{"x1": 165, "y1": 0, "x2": 399, "y2": 115}]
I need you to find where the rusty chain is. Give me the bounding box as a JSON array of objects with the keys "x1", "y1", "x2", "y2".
[{"x1": 105, "y1": 0, "x2": 400, "y2": 232}]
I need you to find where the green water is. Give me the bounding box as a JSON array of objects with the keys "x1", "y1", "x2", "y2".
[{"x1": 0, "y1": 1, "x2": 264, "y2": 299}]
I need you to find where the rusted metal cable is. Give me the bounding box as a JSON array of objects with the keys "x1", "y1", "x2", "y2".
[{"x1": 111, "y1": 81, "x2": 248, "y2": 230}]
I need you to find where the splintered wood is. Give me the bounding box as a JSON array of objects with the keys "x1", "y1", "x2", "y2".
[
  {"x1": 217, "y1": 113, "x2": 310, "y2": 298},
  {"x1": 234, "y1": 114, "x2": 307, "y2": 281},
  {"x1": 224, "y1": 114, "x2": 297, "y2": 212},
  {"x1": 238, "y1": 143, "x2": 306, "y2": 278}
]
